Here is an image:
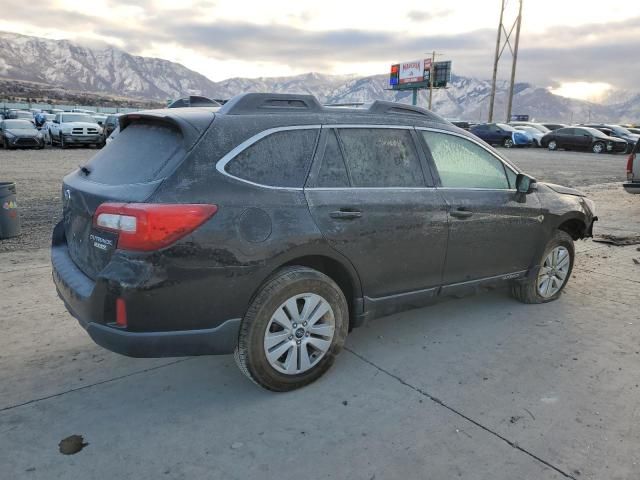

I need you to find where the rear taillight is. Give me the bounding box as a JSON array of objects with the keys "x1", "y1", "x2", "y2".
[
  {"x1": 94, "y1": 203, "x2": 218, "y2": 251},
  {"x1": 627, "y1": 153, "x2": 636, "y2": 180}
]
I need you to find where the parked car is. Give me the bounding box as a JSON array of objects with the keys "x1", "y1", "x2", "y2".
[
  {"x1": 52, "y1": 93, "x2": 597, "y2": 391},
  {"x1": 470, "y1": 123, "x2": 533, "y2": 148},
  {"x1": 624, "y1": 141, "x2": 640, "y2": 194},
  {"x1": 541, "y1": 123, "x2": 567, "y2": 132},
  {"x1": 103, "y1": 113, "x2": 122, "y2": 138},
  {"x1": 0, "y1": 119, "x2": 45, "y2": 149},
  {"x1": 582, "y1": 124, "x2": 639, "y2": 153},
  {"x1": 105, "y1": 124, "x2": 120, "y2": 145},
  {"x1": 450, "y1": 120, "x2": 471, "y2": 130},
  {"x1": 49, "y1": 112, "x2": 104, "y2": 148},
  {"x1": 541, "y1": 127, "x2": 627, "y2": 153},
  {"x1": 627, "y1": 127, "x2": 640, "y2": 135},
  {"x1": 514, "y1": 125, "x2": 544, "y2": 147},
  {"x1": 41, "y1": 114, "x2": 57, "y2": 144},
  {"x1": 92, "y1": 114, "x2": 108, "y2": 127},
  {"x1": 509, "y1": 121, "x2": 551, "y2": 134},
  {"x1": 11, "y1": 110, "x2": 35, "y2": 122}
]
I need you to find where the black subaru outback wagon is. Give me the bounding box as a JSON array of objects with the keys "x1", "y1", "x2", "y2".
[{"x1": 53, "y1": 93, "x2": 596, "y2": 391}]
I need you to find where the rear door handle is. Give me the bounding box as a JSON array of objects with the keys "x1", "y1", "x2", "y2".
[
  {"x1": 450, "y1": 208, "x2": 473, "y2": 219},
  {"x1": 330, "y1": 209, "x2": 362, "y2": 220}
]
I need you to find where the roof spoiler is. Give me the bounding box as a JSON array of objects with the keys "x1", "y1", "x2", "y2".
[{"x1": 119, "y1": 110, "x2": 215, "y2": 149}]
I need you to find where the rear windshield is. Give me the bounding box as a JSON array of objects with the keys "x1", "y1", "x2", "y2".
[{"x1": 83, "y1": 122, "x2": 185, "y2": 185}]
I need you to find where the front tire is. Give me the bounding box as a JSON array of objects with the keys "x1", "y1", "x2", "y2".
[
  {"x1": 235, "y1": 266, "x2": 349, "y2": 391},
  {"x1": 511, "y1": 230, "x2": 574, "y2": 304},
  {"x1": 60, "y1": 134, "x2": 68, "y2": 149},
  {"x1": 592, "y1": 141, "x2": 605, "y2": 154},
  {"x1": 547, "y1": 140, "x2": 558, "y2": 151}
]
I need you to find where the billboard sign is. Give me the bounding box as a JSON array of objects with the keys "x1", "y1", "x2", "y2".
[
  {"x1": 399, "y1": 59, "x2": 431, "y2": 85},
  {"x1": 390, "y1": 59, "x2": 450, "y2": 90}
]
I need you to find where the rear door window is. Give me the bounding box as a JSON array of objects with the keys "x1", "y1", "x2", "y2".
[
  {"x1": 421, "y1": 130, "x2": 511, "y2": 189},
  {"x1": 337, "y1": 128, "x2": 424, "y2": 187},
  {"x1": 225, "y1": 128, "x2": 319, "y2": 187},
  {"x1": 85, "y1": 122, "x2": 185, "y2": 185}
]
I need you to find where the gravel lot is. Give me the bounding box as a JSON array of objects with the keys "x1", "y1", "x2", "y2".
[{"x1": 1, "y1": 144, "x2": 639, "y2": 480}]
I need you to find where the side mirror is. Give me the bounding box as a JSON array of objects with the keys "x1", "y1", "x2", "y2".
[{"x1": 516, "y1": 173, "x2": 536, "y2": 194}]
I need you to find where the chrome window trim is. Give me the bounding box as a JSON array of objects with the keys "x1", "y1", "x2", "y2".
[
  {"x1": 215, "y1": 125, "x2": 321, "y2": 191},
  {"x1": 322, "y1": 124, "x2": 414, "y2": 130},
  {"x1": 415, "y1": 126, "x2": 521, "y2": 178},
  {"x1": 215, "y1": 123, "x2": 521, "y2": 192}
]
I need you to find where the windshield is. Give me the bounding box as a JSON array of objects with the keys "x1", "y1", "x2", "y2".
[
  {"x1": 61, "y1": 114, "x2": 96, "y2": 123},
  {"x1": 609, "y1": 125, "x2": 632, "y2": 136},
  {"x1": 4, "y1": 120, "x2": 35, "y2": 129},
  {"x1": 583, "y1": 127, "x2": 609, "y2": 138},
  {"x1": 497, "y1": 123, "x2": 516, "y2": 132}
]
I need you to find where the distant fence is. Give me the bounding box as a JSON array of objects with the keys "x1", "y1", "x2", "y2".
[{"x1": 0, "y1": 101, "x2": 142, "y2": 114}]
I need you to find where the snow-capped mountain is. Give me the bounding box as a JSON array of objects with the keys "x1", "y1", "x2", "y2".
[{"x1": 1, "y1": 31, "x2": 638, "y2": 123}]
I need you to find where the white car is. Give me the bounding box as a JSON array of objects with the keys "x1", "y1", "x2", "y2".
[
  {"x1": 509, "y1": 121, "x2": 551, "y2": 135},
  {"x1": 49, "y1": 112, "x2": 104, "y2": 148},
  {"x1": 624, "y1": 142, "x2": 639, "y2": 194},
  {"x1": 514, "y1": 126, "x2": 544, "y2": 147}
]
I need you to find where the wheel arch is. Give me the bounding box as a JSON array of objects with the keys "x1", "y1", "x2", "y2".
[
  {"x1": 557, "y1": 215, "x2": 588, "y2": 240},
  {"x1": 273, "y1": 254, "x2": 364, "y2": 329}
]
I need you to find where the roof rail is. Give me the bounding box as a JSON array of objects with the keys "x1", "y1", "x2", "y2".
[
  {"x1": 219, "y1": 93, "x2": 324, "y2": 115},
  {"x1": 367, "y1": 101, "x2": 445, "y2": 122}
]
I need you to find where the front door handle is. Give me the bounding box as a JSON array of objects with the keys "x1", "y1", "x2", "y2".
[
  {"x1": 330, "y1": 209, "x2": 362, "y2": 220},
  {"x1": 450, "y1": 208, "x2": 473, "y2": 219}
]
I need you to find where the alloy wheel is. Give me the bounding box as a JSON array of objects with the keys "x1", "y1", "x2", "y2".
[
  {"x1": 537, "y1": 246, "x2": 570, "y2": 298},
  {"x1": 263, "y1": 293, "x2": 335, "y2": 375}
]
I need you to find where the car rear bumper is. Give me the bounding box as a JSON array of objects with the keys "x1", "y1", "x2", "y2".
[
  {"x1": 51, "y1": 222, "x2": 241, "y2": 357},
  {"x1": 80, "y1": 318, "x2": 240, "y2": 358},
  {"x1": 623, "y1": 181, "x2": 640, "y2": 194}
]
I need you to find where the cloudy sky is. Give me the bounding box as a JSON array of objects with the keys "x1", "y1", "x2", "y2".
[{"x1": 1, "y1": 0, "x2": 638, "y2": 100}]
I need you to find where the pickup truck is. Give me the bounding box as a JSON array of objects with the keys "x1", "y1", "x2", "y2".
[
  {"x1": 49, "y1": 112, "x2": 104, "y2": 148},
  {"x1": 624, "y1": 141, "x2": 639, "y2": 194}
]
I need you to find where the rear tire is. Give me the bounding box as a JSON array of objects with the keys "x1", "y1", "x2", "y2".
[
  {"x1": 503, "y1": 138, "x2": 514, "y2": 148},
  {"x1": 511, "y1": 230, "x2": 574, "y2": 304},
  {"x1": 235, "y1": 266, "x2": 349, "y2": 392}
]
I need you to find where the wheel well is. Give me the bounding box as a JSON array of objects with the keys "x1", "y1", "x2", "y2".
[
  {"x1": 282, "y1": 255, "x2": 359, "y2": 327},
  {"x1": 558, "y1": 218, "x2": 587, "y2": 240}
]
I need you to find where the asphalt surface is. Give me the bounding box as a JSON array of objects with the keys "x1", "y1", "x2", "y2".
[{"x1": 1, "y1": 145, "x2": 639, "y2": 480}]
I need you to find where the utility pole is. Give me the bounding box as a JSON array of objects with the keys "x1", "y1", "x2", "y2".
[
  {"x1": 505, "y1": 0, "x2": 523, "y2": 123},
  {"x1": 488, "y1": 0, "x2": 505, "y2": 122},
  {"x1": 488, "y1": 0, "x2": 524, "y2": 122},
  {"x1": 428, "y1": 50, "x2": 441, "y2": 110}
]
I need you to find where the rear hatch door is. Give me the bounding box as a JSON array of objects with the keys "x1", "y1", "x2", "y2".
[{"x1": 62, "y1": 111, "x2": 214, "y2": 279}]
